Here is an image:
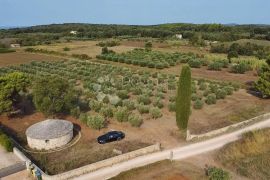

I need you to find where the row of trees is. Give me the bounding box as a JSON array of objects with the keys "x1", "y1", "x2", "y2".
[
  {"x1": 0, "y1": 73, "x2": 80, "y2": 117},
  {"x1": 211, "y1": 42, "x2": 270, "y2": 60},
  {"x1": 1, "y1": 23, "x2": 270, "y2": 45}
]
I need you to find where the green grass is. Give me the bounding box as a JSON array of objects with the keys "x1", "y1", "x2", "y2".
[
  {"x1": 218, "y1": 128, "x2": 270, "y2": 180},
  {"x1": 0, "y1": 48, "x2": 16, "y2": 53},
  {"x1": 0, "y1": 130, "x2": 13, "y2": 152}
]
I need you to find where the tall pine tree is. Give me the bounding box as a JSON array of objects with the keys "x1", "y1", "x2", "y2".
[{"x1": 176, "y1": 65, "x2": 192, "y2": 130}]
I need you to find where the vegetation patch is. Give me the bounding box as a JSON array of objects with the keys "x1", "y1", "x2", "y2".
[
  {"x1": 218, "y1": 128, "x2": 270, "y2": 180},
  {"x1": 0, "y1": 130, "x2": 13, "y2": 152}
]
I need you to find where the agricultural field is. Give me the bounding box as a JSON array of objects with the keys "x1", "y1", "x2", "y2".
[
  {"x1": 0, "y1": 59, "x2": 269, "y2": 135},
  {"x1": 0, "y1": 52, "x2": 64, "y2": 67}
]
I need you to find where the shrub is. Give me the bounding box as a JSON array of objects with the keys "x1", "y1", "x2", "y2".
[
  {"x1": 215, "y1": 89, "x2": 227, "y2": 99},
  {"x1": 137, "y1": 95, "x2": 151, "y2": 105},
  {"x1": 193, "y1": 99, "x2": 204, "y2": 109},
  {"x1": 115, "y1": 107, "x2": 129, "y2": 122},
  {"x1": 79, "y1": 113, "x2": 88, "y2": 124},
  {"x1": 188, "y1": 59, "x2": 202, "y2": 68},
  {"x1": 206, "y1": 166, "x2": 230, "y2": 180},
  {"x1": 70, "y1": 106, "x2": 81, "y2": 118},
  {"x1": 150, "y1": 107, "x2": 163, "y2": 119},
  {"x1": 122, "y1": 99, "x2": 136, "y2": 110},
  {"x1": 203, "y1": 89, "x2": 210, "y2": 97},
  {"x1": 191, "y1": 93, "x2": 199, "y2": 101},
  {"x1": 117, "y1": 90, "x2": 129, "y2": 99},
  {"x1": 100, "y1": 106, "x2": 114, "y2": 118},
  {"x1": 223, "y1": 86, "x2": 234, "y2": 95},
  {"x1": 230, "y1": 63, "x2": 251, "y2": 74},
  {"x1": 169, "y1": 96, "x2": 176, "y2": 102},
  {"x1": 128, "y1": 114, "x2": 143, "y2": 127},
  {"x1": 137, "y1": 104, "x2": 150, "y2": 114},
  {"x1": 199, "y1": 82, "x2": 207, "y2": 90},
  {"x1": 168, "y1": 102, "x2": 176, "y2": 112},
  {"x1": 0, "y1": 131, "x2": 13, "y2": 152},
  {"x1": 87, "y1": 115, "x2": 105, "y2": 130},
  {"x1": 205, "y1": 94, "x2": 217, "y2": 105},
  {"x1": 153, "y1": 98, "x2": 164, "y2": 109},
  {"x1": 63, "y1": 47, "x2": 70, "y2": 51},
  {"x1": 208, "y1": 62, "x2": 223, "y2": 71},
  {"x1": 89, "y1": 100, "x2": 103, "y2": 112}
]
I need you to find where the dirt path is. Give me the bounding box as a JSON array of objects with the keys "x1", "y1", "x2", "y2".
[{"x1": 76, "y1": 117, "x2": 270, "y2": 180}]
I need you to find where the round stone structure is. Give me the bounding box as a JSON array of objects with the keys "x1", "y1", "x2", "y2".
[{"x1": 26, "y1": 119, "x2": 73, "y2": 150}]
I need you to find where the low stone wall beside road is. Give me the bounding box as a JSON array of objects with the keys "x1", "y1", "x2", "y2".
[
  {"x1": 187, "y1": 112, "x2": 270, "y2": 141},
  {"x1": 14, "y1": 143, "x2": 161, "y2": 180}
]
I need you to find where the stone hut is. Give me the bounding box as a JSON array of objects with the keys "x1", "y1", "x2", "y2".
[{"x1": 26, "y1": 119, "x2": 73, "y2": 150}]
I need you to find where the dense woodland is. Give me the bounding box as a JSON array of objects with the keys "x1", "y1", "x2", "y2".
[{"x1": 0, "y1": 23, "x2": 270, "y2": 46}]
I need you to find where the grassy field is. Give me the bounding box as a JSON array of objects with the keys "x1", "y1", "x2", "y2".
[
  {"x1": 0, "y1": 52, "x2": 64, "y2": 67},
  {"x1": 217, "y1": 128, "x2": 270, "y2": 180},
  {"x1": 110, "y1": 160, "x2": 207, "y2": 180}
]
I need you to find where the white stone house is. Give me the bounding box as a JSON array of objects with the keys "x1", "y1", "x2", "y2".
[
  {"x1": 175, "y1": 34, "x2": 183, "y2": 39},
  {"x1": 70, "y1": 31, "x2": 78, "y2": 35}
]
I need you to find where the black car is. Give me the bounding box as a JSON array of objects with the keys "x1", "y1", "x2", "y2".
[{"x1": 97, "y1": 131, "x2": 125, "y2": 144}]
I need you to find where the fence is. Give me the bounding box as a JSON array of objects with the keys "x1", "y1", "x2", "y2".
[
  {"x1": 13, "y1": 143, "x2": 161, "y2": 180},
  {"x1": 186, "y1": 112, "x2": 270, "y2": 141}
]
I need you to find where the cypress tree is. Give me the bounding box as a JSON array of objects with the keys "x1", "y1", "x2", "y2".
[{"x1": 176, "y1": 65, "x2": 192, "y2": 130}]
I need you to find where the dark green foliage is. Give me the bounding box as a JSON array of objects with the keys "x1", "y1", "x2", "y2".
[
  {"x1": 137, "y1": 104, "x2": 150, "y2": 114},
  {"x1": 206, "y1": 166, "x2": 230, "y2": 180},
  {"x1": 0, "y1": 72, "x2": 29, "y2": 114},
  {"x1": 230, "y1": 63, "x2": 251, "y2": 74},
  {"x1": 193, "y1": 99, "x2": 204, "y2": 109},
  {"x1": 208, "y1": 62, "x2": 223, "y2": 71},
  {"x1": 153, "y1": 98, "x2": 164, "y2": 109},
  {"x1": 128, "y1": 114, "x2": 143, "y2": 127},
  {"x1": 227, "y1": 50, "x2": 238, "y2": 60},
  {"x1": 168, "y1": 102, "x2": 176, "y2": 112},
  {"x1": 86, "y1": 115, "x2": 105, "y2": 130},
  {"x1": 63, "y1": 47, "x2": 70, "y2": 51},
  {"x1": 191, "y1": 93, "x2": 199, "y2": 101},
  {"x1": 97, "y1": 41, "x2": 120, "y2": 47},
  {"x1": 205, "y1": 94, "x2": 217, "y2": 105},
  {"x1": 0, "y1": 131, "x2": 13, "y2": 152},
  {"x1": 176, "y1": 65, "x2": 192, "y2": 130},
  {"x1": 33, "y1": 76, "x2": 78, "y2": 116},
  {"x1": 117, "y1": 90, "x2": 129, "y2": 99},
  {"x1": 145, "y1": 42, "x2": 152, "y2": 51},
  {"x1": 188, "y1": 59, "x2": 202, "y2": 68},
  {"x1": 122, "y1": 99, "x2": 136, "y2": 110},
  {"x1": 100, "y1": 106, "x2": 114, "y2": 118},
  {"x1": 79, "y1": 113, "x2": 88, "y2": 124},
  {"x1": 137, "y1": 95, "x2": 151, "y2": 105},
  {"x1": 255, "y1": 65, "x2": 270, "y2": 98},
  {"x1": 0, "y1": 48, "x2": 16, "y2": 53},
  {"x1": 216, "y1": 89, "x2": 227, "y2": 99},
  {"x1": 89, "y1": 100, "x2": 103, "y2": 112},
  {"x1": 223, "y1": 86, "x2": 234, "y2": 95},
  {"x1": 115, "y1": 107, "x2": 129, "y2": 122},
  {"x1": 150, "y1": 107, "x2": 163, "y2": 119}
]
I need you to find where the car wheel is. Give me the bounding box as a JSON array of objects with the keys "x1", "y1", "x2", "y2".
[{"x1": 117, "y1": 137, "x2": 121, "y2": 141}]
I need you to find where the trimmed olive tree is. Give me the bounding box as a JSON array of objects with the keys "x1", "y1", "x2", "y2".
[{"x1": 176, "y1": 65, "x2": 192, "y2": 131}]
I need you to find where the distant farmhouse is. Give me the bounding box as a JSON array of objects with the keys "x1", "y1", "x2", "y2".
[
  {"x1": 10, "y1": 43, "x2": 21, "y2": 48},
  {"x1": 70, "y1": 31, "x2": 78, "y2": 35},
  {"x1": 175, "y1": 34, "x2": 183, "y2": 39}
]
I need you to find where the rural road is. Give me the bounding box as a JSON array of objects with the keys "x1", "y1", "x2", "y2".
[{"x1": 76, "y1": 118, "x2": 270, "y2": 180}]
